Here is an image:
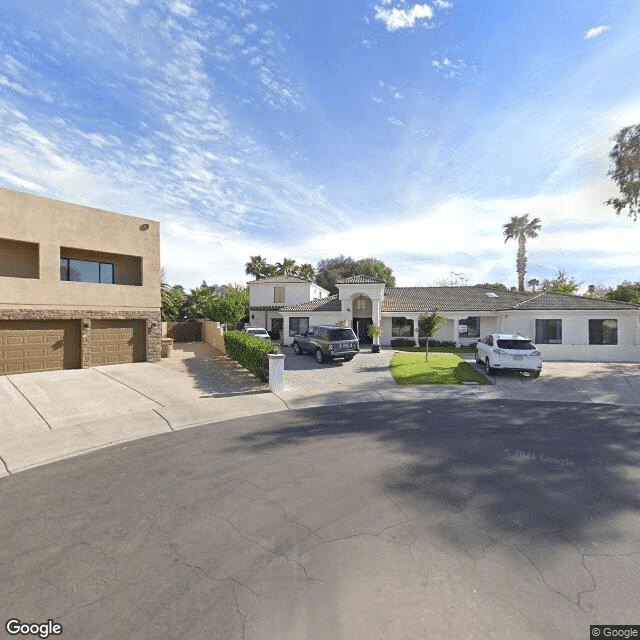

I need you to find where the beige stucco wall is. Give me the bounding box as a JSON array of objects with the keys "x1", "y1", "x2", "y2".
[
  {"x1": 203, "y1": 321, "x2": 226, "y2": 352},
  {"x1": 0, "y1": 188, "x2": 160, "y2": 310}
]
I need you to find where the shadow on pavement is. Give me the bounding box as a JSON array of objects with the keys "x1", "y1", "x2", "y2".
[{"x1": 231, "y1": 399, "x2": 640, "y2": 554}]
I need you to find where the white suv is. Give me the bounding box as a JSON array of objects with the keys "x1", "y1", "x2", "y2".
[{"x1": 475, "y1": 333, "x2": 542, "y2": 378}]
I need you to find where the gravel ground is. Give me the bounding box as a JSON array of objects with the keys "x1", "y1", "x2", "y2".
[{"x1": 158, "y1": 341, "x2": 267, "y2": 395}]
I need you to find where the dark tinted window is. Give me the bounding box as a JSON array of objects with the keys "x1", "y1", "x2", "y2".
[
  {"x1": 330, "y1": 329, "x2": 357, "y2": 341},
  {"x1": 496, "y1": 339, "x2": 536, "y2": 350},
  {"x1": 535, "y1": 319, "x2": 562, "y2": 344},
  {"x1": 589, "y1": 319, "x2": 617, "y2": 345}
]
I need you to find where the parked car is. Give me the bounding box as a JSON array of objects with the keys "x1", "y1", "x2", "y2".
[
  {"x1": 475, "y1": 333, "x2": 542, "y2": 378},
  {"x1": 292, "y1": 325, "x2": 359, "y2": 364},
  {"x1": 244, "y1": 327, "x2": 271, "y2": 340}
]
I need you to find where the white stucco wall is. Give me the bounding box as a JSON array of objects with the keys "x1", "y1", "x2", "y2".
[
  {"x1": 281, "y1": 313, "x2": 342, "y2": 345},
  {"x1": 249, "y1": 281, "x2": 327, "y2": 307},
  {"x1": 501, "y1": 311, "x2": 640, "y2": 361}
]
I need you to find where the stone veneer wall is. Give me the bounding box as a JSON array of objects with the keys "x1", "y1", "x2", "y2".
[{"x1": 0, "y1": 309, "x2": 162, "y2": 366}]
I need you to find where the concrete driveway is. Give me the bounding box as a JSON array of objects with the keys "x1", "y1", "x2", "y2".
[
  {"x1": 282, "y1": 346, "x2": 640, "y2": 407},
  {"x1": 2, "y1": 399, "x2": 640, "y2": 639},
  {"x1": 0, "y1": 343, "x2": 285, "y2": 475}
]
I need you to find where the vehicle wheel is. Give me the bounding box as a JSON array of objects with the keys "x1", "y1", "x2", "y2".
[
  {"x1": 315, "y1": 348, "x2": 325, "y2": 364},
  {"x1": 343, "y1": 355, "x2": 354, "y2": 362},
  {"x1": 292, "y1": 341, "x2": 301, "y2": 355},
  {"x1": 485, "y1": 358, "x2": 494, "y2": 376},
  {"x1": 530, "y1": 371, "x2": 541, "y2": 379}
]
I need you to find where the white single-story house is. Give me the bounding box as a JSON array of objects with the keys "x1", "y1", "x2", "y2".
[{"x1": 248, "y1": 275, "x2": 640, "y2": 362}]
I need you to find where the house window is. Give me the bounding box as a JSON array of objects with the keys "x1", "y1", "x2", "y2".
[
  {"x1": 274, "y1": 286, "x2": 285, "y2": 304},
  {"x1": 459, "y1": 317, "x2": 480, "y2": 338},
  {"x1": 535, "y1": 319, "x2": 562, "y2": 344},
  {"x1": 289, "y1": 317, "x2": 309, "y2": 337},
  {"x1": 60, "y1": 258, "x2": 114, "y2": 284},
  {"x1": 392, "y1": 317, "x2": 414, "y2": 337},
  {"x1": 589, "y1": 319, "x2": 618, "y2": 345}
]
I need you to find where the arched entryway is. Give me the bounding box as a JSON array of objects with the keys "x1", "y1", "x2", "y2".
[{"x1": 351, "y1": 294, "x2": 373, "y2": 343}]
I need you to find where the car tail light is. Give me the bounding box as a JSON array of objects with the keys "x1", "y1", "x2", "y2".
[{"x1": 494, "y1": 348, "x2": 508, "y2": 355}]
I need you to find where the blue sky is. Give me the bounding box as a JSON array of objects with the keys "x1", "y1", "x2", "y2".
[{"x1": 1, "y1": 1, "x2": 640, "y2": 290}]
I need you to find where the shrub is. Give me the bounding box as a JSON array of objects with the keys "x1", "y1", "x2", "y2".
[
  {"x1": 418, "y1": 339, "x2": 457, "y2": 348},
  {"x1": 223, "y1": 331, "x2": 276, "y2": 381},
  {"x1": 390, "y1": 338, "x2": 416, "y2": 347}
]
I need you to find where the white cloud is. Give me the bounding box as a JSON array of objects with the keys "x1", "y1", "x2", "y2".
[
  {"x1": 431, "y1": 56, "x2": 466, "y2": 78},
  {"x1": 375, "y1": 3, "x2": 434, "y2": 31},
  {"x1": 387, "y1": 116, "x2": 404, "y2": 126},
  {"x1": 584, "y1": 25, "x2": 609, "y2": 40},
  {"x1": 0, "y1": 169, "x2": 44, "y2": 192},
  {"x1": 170, "y1": 2, "x2": 195, "y2": 18}
]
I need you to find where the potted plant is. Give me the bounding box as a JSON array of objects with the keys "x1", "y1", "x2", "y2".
[{"x1": 367, "y1": 324, "x2": 384, "y2": 353}]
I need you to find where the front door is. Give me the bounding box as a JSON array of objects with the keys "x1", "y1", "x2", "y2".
[{"x1": 352, "y1": 318, "x2": 373, "y2": 343}]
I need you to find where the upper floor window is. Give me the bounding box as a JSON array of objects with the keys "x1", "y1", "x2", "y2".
[
  {"x1": 60, "y1": 258, "x2": 114, "y2": 284},
  {"x1": 274, "y1": 286, "x2": 285, "y2": 303},
  {"x1": 589, "y1": 319, "x2": 618, "y2": 345},
  {"x1": 535, "y1": 319, "x2": 562, "y2": 344}
]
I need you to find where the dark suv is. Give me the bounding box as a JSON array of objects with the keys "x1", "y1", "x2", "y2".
[{"x1": 292, "y1": 325, "x2": 359, "y2": 364}]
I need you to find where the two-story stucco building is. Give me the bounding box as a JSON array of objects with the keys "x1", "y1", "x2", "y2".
[
  {"x1": 247, "y1": 274, "x2": 329, "y2": 336},
  {"x1": 0, "y1": 188, "x2": 161, "y2": 374}
]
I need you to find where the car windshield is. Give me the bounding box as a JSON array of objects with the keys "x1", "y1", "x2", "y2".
[
  {"x1": 248, "y1": 329, "x2": 265, "y2": 334},
  {"x1": 497, "y1": 339, "x2": 536, "y2": 350},
  {"x1": 330, "y1": 329, "x2": 357, "y2": 341}
]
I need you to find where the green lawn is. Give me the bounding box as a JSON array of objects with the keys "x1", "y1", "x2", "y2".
[{"x1": 389, "y1": 352, "x2": 490, "y2": 385}]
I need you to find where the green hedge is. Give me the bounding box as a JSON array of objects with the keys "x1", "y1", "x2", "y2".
[{"x1": 223, "y1": 331, "x2": 276, "y2": 382}]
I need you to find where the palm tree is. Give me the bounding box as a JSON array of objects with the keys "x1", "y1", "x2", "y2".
[
  {"x1": 245, "y1": 255, "x2": 268, "y2": 280},
  {"x1": 503, "y1": 214, "x2": 542, "y2": 293},
  {"x1": 276, "y1": 257, "x2": 297, "y2": 275},
  {"x1": 264, "y1": 264, "x2": 279, "y2": 277},
  {"x1": 298, "y1": 263, "x2": 315, "y2": 281}
]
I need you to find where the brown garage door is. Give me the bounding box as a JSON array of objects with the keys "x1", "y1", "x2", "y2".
[
  {"x1": 91, "y1": 320, "x2": 146, "y2": 366},
  {"x1": 0, "y1": 320, "x2": 81, "y2": 375}
]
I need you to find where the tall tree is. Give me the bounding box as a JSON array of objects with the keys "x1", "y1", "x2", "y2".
[
  {"x1": 502, "y1": 214, "x2": 542, "y2": 293},
  {"x1": 541, "y1": 270, "x2": 579, "y2": 294},
  {"x1": 606, "y1": 123, "x2": 640, "y2": 221},
  {"x1": 161, "y1": 285, "x2": 186, "y2": 321},
  {"x1": 276, "y1": 258, "x2": 298, "y2": 275},
  {"x1": 606, "y1": 281, "x2": 640, "y2": 304},
  {"x1": 315, "y1": 255, "x2": 395, "y2": 294},
  {"x1": 527, "y1": 278, "x2": 540, "y2": 293},
  {"x1": 245, "y1": 255, "x2": 268, "y2": 280},
  {"x1": 297, "y1": 263, "x2": 315, "y2": 281}
]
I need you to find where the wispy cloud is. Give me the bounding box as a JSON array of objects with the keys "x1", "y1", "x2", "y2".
[
  {"x1": 431, "y1": 55, "x2": 466, "y2": 78},
  {"x1": 584, "y1": 25, "x2": 609, "y2": 40},
  {"x1": 375, "y1": 3, "x2": 435, "y2": 31}
]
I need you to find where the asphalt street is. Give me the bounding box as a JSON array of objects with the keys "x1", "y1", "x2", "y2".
[{"x1": 1, "y1": 398, "x2": 640, "y2": 639}]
